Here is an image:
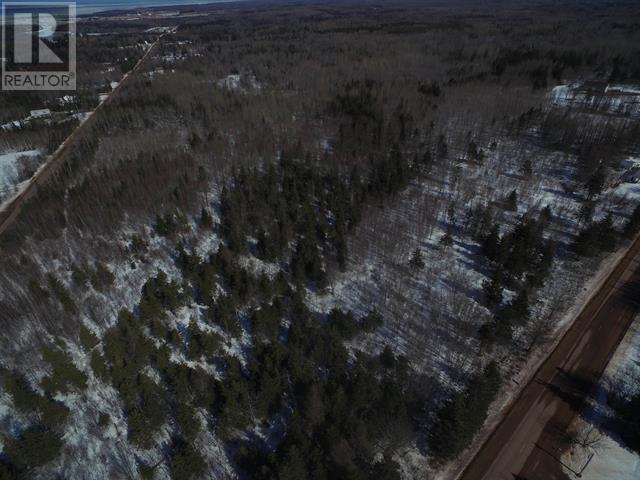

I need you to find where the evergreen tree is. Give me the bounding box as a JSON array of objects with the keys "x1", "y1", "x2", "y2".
[
  {"x1": 79, "y1": 325, "x2": 99, "y2": 352},
  {"x1": 528, "y1": 240, "x2": 555, "y2": 287},
  {"x1": 212, "y1": 295, "x2": 241, "y2": 337},
  {"x1": 380, "y1": 346, "x2": 396, "y2": 370},
  {"x1": 597, "y1": 214, "x2": 618, "y2": 253},
  {"x1": 572, "y1": 214, "x2": 618, "y2": 257},
  {"x1": 586, "y1": 165, "x2": 606, "y2": 198},
  {"x1": 577, "y1": 199, "x2": 595, "y2": 226},
  {"x1": 479, "y1": 314, "x2": 513, "y2": 346},
  {"x1": 371, "y1": 457, "x2": 402, "y2": 480},
  {"x1": 500, "y1": 218, "x2": 547, "y2": 280},
  {"x1": 176, "y1": 245, "x2": 200, "y2": 279},
  {"x1": 220, "y1": 186, "x2": 247, "y2": 253},
  {"x1": 437, "y1": 134, "x2": 448, "y2": 161},
  {"x1": 200, "y1": 206, "x2": 213, "y2": 229},
  {"x1": 327, "y1": 308, "x2": 359, "y2": 340},
  {"x1": 467, "y1": 204, "x2": 493, "y2": 240},
  {"x1": 175, "y1": 403, "x2": 201, "y2": 441},
  {"x1": 440, "y1": 227, "x2": 454, "y2": 249},
  {"x1": 251, "y1": 303, "x2": 282, "y2": 342},
  {"x1": 278, "y1": 446, "x2": 307, "y2": 480},
  {"x1": 421, "y1": 150, "x2": 433, "y2": 172},
  {"x1": 47, "y1": 274, "x2": 76, "y2": 314},
  {"x1": 335, "y1": 224, "x2": 348, "y2": 271},
  {"x1": 361, "y1": 309, "x2": 384, "y2": 333},
  {"x1": 90, "y1": 350, "x2": 109, "y2": 381},
  {"x1": 126, "y1": 374, "x2": 167, "y2": 448},
  {"x1": 4, "y1": 428, "x2": 63, "y2": 471},
  {"x1": 219, "y1": 358, "x2": 253, "y2": 434},
  {"x1": 482, "y1": 268, "x2": 504, "y2": 308},
  {"x1": 40, "y1": 347, "x2": 87, "y2": 395},
  {"x1": 409, "y1": 248, "x2": 425, "y2": 271},
  {"x1": 155, "y1": 213, "x2": 177, "y2": 237},
  {"x1": 508, "y1": 288, "x2": 530, "y2": 324},
  {"x1": 91, "y1": 262, "x2": 115, "y2": 292},
  {"x1": 540, "y1": 205, "x2": 553, "y2": 225},
  {"x1": 430, "y1": 362, "x2": 501, "y2": 460},
  {"x1": 467, "y1": 141, "x2": 479, "y2": 162},
  {"x1": 482, "y1": 224, "x2": 501, "y2": 262},
  {"x1": 71, "y1": 264, "x2": 89, "y2": 287},
  {"x1": 169, "y1": 440, "x2": 207, "y2": 480},
  {"x1": 1, "y1": 370, "x2": 69, "y2": 431},
  {"x1": 505, "y1": 189, "x2": 518, "y2": 212}
]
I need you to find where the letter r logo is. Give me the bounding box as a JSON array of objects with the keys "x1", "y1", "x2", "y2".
[
  {"x1": 13, "y1": 12, "x2": 63, "y2": 64},
  {"x1": 1, "y1": 2, "x2": 76, "y2": 91}
]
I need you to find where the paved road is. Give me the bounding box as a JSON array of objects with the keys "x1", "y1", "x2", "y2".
[
  {"x1": 460, "y1": 234, "x2": 640, "y2": 480},
  {"x1": 0, "y1": 32, "x2": 169, "y2": 239}
]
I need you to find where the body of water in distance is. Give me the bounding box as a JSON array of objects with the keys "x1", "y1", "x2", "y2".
[{"x1": 76, "y1": 0, "x2": 241, "y2": 15}]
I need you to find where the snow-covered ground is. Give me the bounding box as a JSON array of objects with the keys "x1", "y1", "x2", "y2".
[
  {"x1": 561, "y1": 315, "x2": 640, "y2": 479},
  {"x1": 216, "y1": 73, "x2": 262, "y2": 93},
  {"x1": 567, "y1": 435, "x2": 640, "y2": 480},
  {"x1": 0, "y1": 150, "x2": 41, "y2": 200},
  {"x1": 614, "y1": 182, "x2": 640, "y2": 201},
  {"x1": 0, "y1": 77, "x2": 638, "y2": 479},
  {"x1": 9, "y1": 216, "x2": 239, "y2": 480},
  {"x1": 613, "y1": 157, "x2": 640, "y2": 201},
  {"x1": 304, "y1": 86, "x2": 640, "y2": 477},
  {"x1": 550, "y1": 82, "x2": 640, "y2": 118}
]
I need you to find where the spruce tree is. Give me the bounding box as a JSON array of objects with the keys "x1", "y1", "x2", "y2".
[
  {"x1": 421, "y1": 150, "x2": 433, "y2": 172},
  {"x1": 200, "y1": 206, "x2": 213, "y2": 229},
  {"x1": 509, "y1": 288, "x2": 530, "y2": 324},
  {"x1": 483, "y1": 224, "x2": 501, "y2": 262},
  {"x1": 409, "y1": 248, "x2": 425, "y2": 271},
  {"x1": 169, "y1": 440, "x2": 207, "y2": 480},
  {"x1": 467, "y1": 141, "x2": 479, "y2": 162},
  {"x1": 540, "y1": 205, "x2": 553, "y2": 225},
  {"x1": 572, "y1": 214, "x2": 618, "y2": 257},
  {"x1": 440, "y1": 227, "x2": 454, "y2": 249},
  {"x1": 79, "y1": 325, "x2": 99, "y2": 352},
  {"x1": 437, "y1": 134, "x2": 448, "y2": 161},
  {"x1": 577, "y1": 199, "x2": 595, "y2": 226},
  {"x1": 482, "y1": 268, "x2": 504, "y2": 308},
  {"x1": 586, "y1": 165, "x2": 606, "y2": 198},
  {"x1": 5, "y1": 428, "x2": 63, "y2": 471},
  {"x1": 505, "y1": 190, "x2": 518, "y2": 211}
]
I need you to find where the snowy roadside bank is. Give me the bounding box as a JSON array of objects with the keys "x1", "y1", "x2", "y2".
[
  {"x1": 440, "y1": 237, "x2": 635, "y2": 480},
  {"x1": 560, "y1": 313, "x2": 640, "y2": 480}
]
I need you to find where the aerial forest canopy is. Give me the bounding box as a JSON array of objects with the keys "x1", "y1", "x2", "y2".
[{"x1": 0, "y1": 1, "x2": 639, "y2": 479}]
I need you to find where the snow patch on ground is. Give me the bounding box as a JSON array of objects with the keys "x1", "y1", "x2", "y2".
[
  {"x1": 0, "y1": 150, "x2": 41, "y2": 195},
  {"x1": 0, "y1": 150, "x2": 41, "y2": 189},
  {"x1": 216, "y1": 73, "x2": 262, "y2": 93},
  {"x1": 611, "y1": 156, "x2": 640, "y2": 201},
  {"x1": 549, "y1": 82, "x2": 640, "y2": 117},
  {"x1": 613, "y1": 182, "x2": 640, "y2": 201},
  {"x1": 13, "y1": 223, "x2": 238, "y2": 480},
  {"x1": 561, "y1": 314, "x2": 640, "y2": 479},
  {"x1": 565, "y1": 434, "x2": 640, "y2": 480}
]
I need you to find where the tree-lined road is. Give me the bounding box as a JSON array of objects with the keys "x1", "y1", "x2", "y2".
[
  {"x1": 0, "y1": 31, "x2": 170, "y2": 239},
  {"x1": 460, "y1": 233, "x2": 640, "y2": 480}
]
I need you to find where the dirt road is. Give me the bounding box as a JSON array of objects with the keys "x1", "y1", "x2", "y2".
[
  {"x1": 0, "y1": 32, "x2": 169, "y2": 239},
  {"x1": 460, "y1": 234, "x2": 640, "y2": 480}
]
